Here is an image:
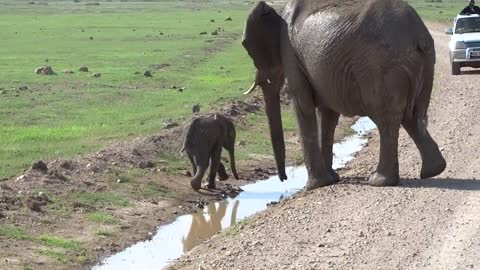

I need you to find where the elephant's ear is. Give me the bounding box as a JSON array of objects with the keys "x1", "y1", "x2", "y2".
[{"x1": 242, "y1": 1, "x2": 282, "y2": 71}]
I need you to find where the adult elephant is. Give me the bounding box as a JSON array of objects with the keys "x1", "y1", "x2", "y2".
[{"x1": 242, "y1": 0, "x2": 446, "y2": 190}]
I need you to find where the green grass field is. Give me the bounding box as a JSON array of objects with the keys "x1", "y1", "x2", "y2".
[
  {"x1": 0, "y1": 0, "x2": 463, "y2": 179},
  {"x1": 408, "y1": 0, "x2": 466, "y2": 22},
  {"x1": 0, "y1": 0, "x2": 258, "y2": 178}
]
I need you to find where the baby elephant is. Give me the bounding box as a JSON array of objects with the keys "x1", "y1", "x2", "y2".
[{"x1": 181, "y1": 114, "x2": 239, "y2": 191}]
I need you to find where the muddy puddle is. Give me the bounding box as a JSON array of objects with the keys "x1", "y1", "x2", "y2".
[{"x1": 93, "y1": 117, "x2": 376, "y2": 270}]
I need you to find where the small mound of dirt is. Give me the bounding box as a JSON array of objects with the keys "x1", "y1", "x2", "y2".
[
  {"x1": 138, "y1": 160, "x2": 155, "y2": 169},
  {"x1": 0, "y1": 194, "x2": 21, "y2": 211},
  {"x1": 192, "y1": 104, "x2": 200, "y2": 113},
  {"x1": 219, "y1": 97, "x2": 262, "y2": 117},
  {"x1": 35, "y1": 66, "x2": 55, "y2": 75},
  {"x1": 143, "y1": 70, "x2": 153, "y2": 77},
  {"x1": 59, "y1": 160, "x2": 75, "y2": 170},
  {"x1": 24, "y1": 196, "x2": 47, "y2": 212},
  {"x1": 31, "y1": 160, "x2": 48, "y2": 172}
]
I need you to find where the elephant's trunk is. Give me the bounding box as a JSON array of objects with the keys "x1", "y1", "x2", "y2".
[
  {"x1": 190, "y1": 165, "x2": 207, "y2": 191},
  {"x1": 262, "y1": 87, "x2": 287, "y2": 181},
  {"x1": 229, "y1": 148, "x2": 239, "y2": 180}
]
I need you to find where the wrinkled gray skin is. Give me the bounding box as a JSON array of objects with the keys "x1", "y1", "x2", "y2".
[
  {"x1": 242, "y1": 0, "x2": 446, "y2": 190},
  {"x1": 181, "y1": 114, "x2": 239, "y2": 191}
]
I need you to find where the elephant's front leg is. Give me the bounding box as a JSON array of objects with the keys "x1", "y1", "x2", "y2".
[
  {"x1": 369, "y1": 121, "x2": 401, "y2": 186},
  {"x1": 317, "y1": 107, "x2": 340, "y2": 182},
  {"x1": 293, "y1": 98, "x2": 335, "y2": 190}
]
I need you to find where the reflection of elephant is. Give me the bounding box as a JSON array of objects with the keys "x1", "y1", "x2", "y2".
[
  {"x1": 241, "y1": 0, "x2": 446, "y2": 190},
  {"x1": 181, "y1": 114, "x2": 239, "y2": 191},
  {"x1": 182, "y1": 200, "x2": 240, "y2": 252}
]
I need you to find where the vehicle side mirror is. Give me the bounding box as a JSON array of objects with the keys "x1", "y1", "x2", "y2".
[{"x1": 445, "y1": 28, "x2": 453, "y2": 35}]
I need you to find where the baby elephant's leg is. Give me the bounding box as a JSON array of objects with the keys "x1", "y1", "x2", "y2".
[
  {"x1": 217, "y1": 162, "x2": 229, "y2": 181},
  {"x1": 207, "y1": 144, "x2": 223, "y2": 189},
  {"x1": 187, "y1": 152, "x2": 197, "y2": 175}
]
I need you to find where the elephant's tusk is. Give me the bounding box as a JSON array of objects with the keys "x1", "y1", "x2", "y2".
[
  {"x1": 243, "y1": 82, "x2": 258, "y2": 95},
  {"x1": 266, "y1": 79, "x2": 271, "y2": 84}
]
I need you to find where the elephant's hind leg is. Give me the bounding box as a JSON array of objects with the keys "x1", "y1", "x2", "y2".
[
  {"x1": 191, "y1": 151, "x2": 209, "y2": 191},
  {"x1": 317, "y1": 108, "x2": 340, "y2": 182},
  {"x1": 207, "y1": 144, "x2": 223, "y2": 189},
  {"x1": 369, "y1": 120, "x2": 401, "y2": 186},
  {"x1": 402, "y1": 118, "x2": 446, "y2": 179},
  {"x1": 187, "y1": 152, "x2": 197, "y2": 176},
  {"x1": 217, "y1": 162, "x2": 229, "y2": 181},
  {"x1": 367, "y1": 71, "x2": 406, "y2": 187}
]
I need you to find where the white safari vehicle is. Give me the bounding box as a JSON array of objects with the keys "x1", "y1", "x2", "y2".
[{"x1": 446, "y1": 14, "x2": 480, "y2": 75}]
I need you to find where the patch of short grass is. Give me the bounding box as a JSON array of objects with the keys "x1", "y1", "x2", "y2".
[
  {"x1": 38, "y1": 249, "x2": 69, "y2": 263},
  {"x1": 95, "y1": 229, "x2": 114, "y2": 237},
  {"x1": 87, "y1": 212, "x2": 119, "y2": 225},
  {"x1": 116, "y1": 168, "x2": 148, "y2": 183},
  {"x1": 75, "y1": 255, "x2": 89, "y2": 265},
  {"x1": 37, "y1": 235, "x2": 80, "y2": 250},
  {"x1": 136, "y1": 181, "x2": 175, "y2": 198},
  {"x1": 0, "y1": 224, "x2": 29, "y2": 240},
  {"x1": 23, "y1": 265, "x2": 34, "y2": 270},
  {"x1": 225, "y1": 217, "x2": 255, "y2": 237},
  {"x1": 236, "y1": 108, "x2": 297, "y2": 161},
  {"x1": 343, "y1": 126, "x2": 355, "y2": 137},
  {"x1": 43, "y1": 193, "x2": 71, "y2": 216},
  {"x1": 156, "y1": 153, "x2": 189, "y2": 175},
  {"x1": 74, "y1": 191, "x2": 130, "y2": 207}
]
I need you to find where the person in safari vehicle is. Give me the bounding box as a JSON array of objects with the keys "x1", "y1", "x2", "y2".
[{"x1": 460, "y1": 0, "x2": 480, "y2": 15}]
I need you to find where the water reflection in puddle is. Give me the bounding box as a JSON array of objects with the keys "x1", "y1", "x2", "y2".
[
  {"x1": 93, "y1": 117, "x2": 376, "y2": 270},
  {"x1": 182, "y1": 200, "x2": 239, "y2": 252}
]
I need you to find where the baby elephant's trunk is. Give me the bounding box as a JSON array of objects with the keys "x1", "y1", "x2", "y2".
[
  {"x1": 190, "y1": 165, "x2": 207, "y2": 191},
  {"x1": 229, "y1": 149, "x2": 239, "y2": 180}
]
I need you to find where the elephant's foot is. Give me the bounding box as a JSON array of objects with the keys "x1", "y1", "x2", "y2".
[
  {"x1": 217, "y1": 164, "x2": 229, "y2": 181},
  {"x1": 305, "y1": 173, "x2": 335, "y2": 190},
  {"x1": 368, "y1": 172, "x2": 399, "y2": 187},
  {"x1": 205, "y1": 183, "x2": 216, "y2": 190},
  {"x1": 190, "y1": 179, "x2": 202, "y2": 191},
  {"x1": 420, "y1": 155, "x2": 446, "y2": 179},
  {"x1": 205, "y1": 177, "x2": 217, "y2": 190},
  {"x1": 329, "y1": 169, "x2": 340, "y2": 183},
  {"x1": 218, "y1": 174, "x2": 229, "y2": 181}
]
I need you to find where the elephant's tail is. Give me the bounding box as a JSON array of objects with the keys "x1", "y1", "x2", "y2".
[
  {"x1": 180, "y1": 118, "x2": 200, "y2": 155},
  {"x1": 407, "y1": 37, "x2": 435, "y2": 134}
]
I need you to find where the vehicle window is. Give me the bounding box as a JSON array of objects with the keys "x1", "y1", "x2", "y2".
[{"x1": 455, "y1": 18, "x2": 480, "y2": 34}]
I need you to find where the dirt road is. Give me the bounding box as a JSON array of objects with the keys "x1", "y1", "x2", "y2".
[{"x1": 168, "y1": 25, "x2": 480, "y2": 270}]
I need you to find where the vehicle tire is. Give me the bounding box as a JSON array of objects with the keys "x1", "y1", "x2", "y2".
[{"x1": 451, "y1": 63, "x2": 461, "y2": 75}]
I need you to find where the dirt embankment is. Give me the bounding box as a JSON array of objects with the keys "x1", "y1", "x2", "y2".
[{"x1": 168, "y1": 25, "x2": 480, "y2": 270}]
